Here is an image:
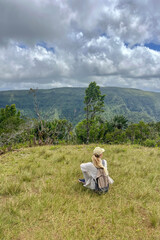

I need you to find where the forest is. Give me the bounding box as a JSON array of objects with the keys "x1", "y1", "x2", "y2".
[
  {"x1": 1, "y1": 86, "x2": 160, "y2": 125},
  {"x1": 1, "y1": 82, "x2": 160, "y2": 153}
]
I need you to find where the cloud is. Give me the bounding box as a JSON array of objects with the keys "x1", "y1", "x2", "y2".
[
  {"x1": 0, "y1": 0, "x2": 72, "y2": 46},
  {"x1": 0, "y1": 0, "x2": 160, "y2": 91},
  {"x1": 0, "y1": 36, "x2": 160, "y2": 91},
  {"x1": 1, "y1": 0, "x2": 160, "y2": 46}
]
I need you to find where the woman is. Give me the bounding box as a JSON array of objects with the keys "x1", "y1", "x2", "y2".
[{"x1": 79, "y1": 147, "x2": 114, "y2": 190}]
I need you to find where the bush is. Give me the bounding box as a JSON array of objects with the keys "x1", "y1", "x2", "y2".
[
  {"x1": 143, "y1": 139, "x2": 156, "y2": 147},
  {"x1": 75, "y1": 120, "x2": 87, "y2": 143},
  {"x1": 156, "y1": 140, "x2": 160, "y2": 147},
  {"x1": 105, "y1": 129, "x2": 127, "y2": 144}
]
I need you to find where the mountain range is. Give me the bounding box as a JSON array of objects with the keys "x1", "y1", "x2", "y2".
[{"x1": 1, "y1": 87, "x2": 160, "y2": 125}]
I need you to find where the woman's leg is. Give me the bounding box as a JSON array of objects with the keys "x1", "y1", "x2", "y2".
[{"x1": 78, "y1": 178, "x2": 85, "y2": 183}]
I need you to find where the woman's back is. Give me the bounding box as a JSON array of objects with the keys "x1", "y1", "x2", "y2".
[
  {"x1": 80, "y1": 159, "x2": 107, "y2": 189},
  {"x1": 79, "y1": 147, "x2": 113, "y2": 190}
]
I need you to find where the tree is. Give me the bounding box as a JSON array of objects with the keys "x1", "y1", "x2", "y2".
[
  {"x1": 29, "y1": 88, "x2": 41, "y2": 120},
  {"x1": 75, "y1": 120, "x2": 87, "y2": 143},
  {"x1": 0, "y1": 104, "x2": 25, "y2": 147},
  {"x1": 0, "y1": 104, "x2": 23, "y2": 134},
  {"x1": 112, "y1": 115, "x2": 128, "y2": 130},
  {"x1": 32, "y1": 119, "x2": 72, "y2": 144},
  {"x1": 29, "y1": 88, "x2": 44, "y2": 143},
  {"x1": 84, "y1": 82, "x2": 105, "y2": 144}
]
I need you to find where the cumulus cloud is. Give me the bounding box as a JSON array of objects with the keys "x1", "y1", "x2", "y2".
[
  {"x1": 0, "y1": 0, "x2": 160, "y2": 91},
  {"x1": 0, "y1": 0, "x2": 73, "y2": 46}
]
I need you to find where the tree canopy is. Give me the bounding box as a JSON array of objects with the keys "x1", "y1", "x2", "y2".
[{"x1": 84, "y1": 81, "x2": 105, "y2": 143}]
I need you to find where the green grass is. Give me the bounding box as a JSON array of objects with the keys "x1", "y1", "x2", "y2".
[{"x1": 0, "y1": 144, "x2": 160, "y2": 240}]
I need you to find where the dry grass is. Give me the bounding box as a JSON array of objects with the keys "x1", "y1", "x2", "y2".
[{"x1": 0, "y1": 144, "x2": 160, "y2": 240}]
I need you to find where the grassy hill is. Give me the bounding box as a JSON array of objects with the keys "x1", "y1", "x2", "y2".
[
  {"x1": 0, "y1": 144, "x2": 160, "y2": 239},
  {"x1": 1, "y1": 87, "x2": 160, "y2": 124}
]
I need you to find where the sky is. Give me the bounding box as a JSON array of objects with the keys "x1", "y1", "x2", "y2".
[{"x1": 0, "y1": 0, "x2": 160, "y2": 92}]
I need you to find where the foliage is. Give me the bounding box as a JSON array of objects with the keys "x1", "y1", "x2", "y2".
[
  {"x1": 105, "y1": 129, "x2": 127, "y2": 144},
  {"x1": 143, "y1": 139, "x2": 156, "y2": 147},
  {"x1": 2, "y1": 101, "x2": 160, "y2": 150},
  {"x1": 75, "y1": 119, "x2": 112, "y2": 144},
  {"x1": 0, "y1": 120, "x2": 34, "y2": 148},
  {"x1": 0, "y1": 104, "x2": 73, "y2": 148},
  {"x1": 2, "y1": 87, "x2": 160, "y2": 125},
  {"x1": 125, "y1": 121, "x2": 158, "y2": 144},
  {"x1": 0, "y1": 104, "x2": 26, "y2": 148},
  {"x1": 75, "y1": 118, "x2": 160, "y2": 147},
  {"x1": 84, "y1": 82, "x2": 105, "y2": 120},
  {"x1": 112, "y1": 115, "x2": 128, "y2": 130},
  {"x1": 84, "y1": 82, "x2": 105, "y2": 143},
  {"x1": 0, "y1": 104, "x2": 23, "y2": 135},
  {"x1": 75, "y1": 120, "x2": 87, "y2": 143},
  {"x1": 32, "y1": 119, "x2": 73, "y2": 144}
]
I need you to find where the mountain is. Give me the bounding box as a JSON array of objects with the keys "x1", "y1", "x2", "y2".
[{"x1": 0, "y1": 87, "x2": 160, "y2": 124}]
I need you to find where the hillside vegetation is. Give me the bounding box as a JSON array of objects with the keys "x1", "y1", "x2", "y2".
[
  {"x1": 1, "y1": 87, "x2": 160, "y2": 124},
  {"x1": 0, "y1": 144, "x2": 160, "y2": 240}
]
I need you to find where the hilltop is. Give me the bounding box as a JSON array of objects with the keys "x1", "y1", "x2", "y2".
[
  {"x1": 1, "y1": 87, "x2": 160, "y2": 124},
  {"x1": 0, "y1": 144, "x2": 160, "y2": 239}
]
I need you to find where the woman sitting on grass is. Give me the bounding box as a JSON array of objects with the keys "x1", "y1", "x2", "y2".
[{"x1": 79, "y1": 147, "x2": 114, "y2": 191}]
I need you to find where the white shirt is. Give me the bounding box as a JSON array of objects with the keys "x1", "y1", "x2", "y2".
[{"x1": 80, "y1": 159, "x2": 114, "y2": 190}]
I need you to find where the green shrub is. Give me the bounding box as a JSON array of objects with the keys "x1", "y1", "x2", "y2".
[
  {"x1": 155, "y1": 140, "x2": 160, "y2": 147},
  {"x1": 75, "y1": 120, "x2": 87, "y2": 143},
  {"x1": 105, "y1": 129, "x2": 127, "y2": 144},
  {"x1": 143, "y1": 139, "x2": 156, "y2": 147}
]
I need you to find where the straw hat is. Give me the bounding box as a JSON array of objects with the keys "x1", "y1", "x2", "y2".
[{"x1": 93, "y1": 147, "x2": 105, "y2": 155}]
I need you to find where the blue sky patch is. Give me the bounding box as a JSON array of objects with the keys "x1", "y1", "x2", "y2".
[
  {"x1": 18, "y1": 43, "x2": 28, "y2": 49},
  {"x1": 144, "y1": 43, "x2": 160, "y2": 52},
  {"x1": 37, "y1": 41, "x2": 55, "y2": 53},
  {"x1": 124, "y1": 42, "x2": 160, "y2": 52}
]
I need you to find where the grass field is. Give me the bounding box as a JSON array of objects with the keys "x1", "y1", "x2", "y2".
[{"x1": 0, "y1": 144, "x2": 160, "y2": 240}]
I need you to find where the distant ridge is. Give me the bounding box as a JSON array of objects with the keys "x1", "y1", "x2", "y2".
[{"x1": 1, "y1": 87, "x2": 160, "y2": 124}]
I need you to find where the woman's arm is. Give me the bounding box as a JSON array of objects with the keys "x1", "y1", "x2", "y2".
[
  {"x1": 103, "y1": 159, "x2": 114, "y2": 184},
  {"x1": 102, "y1": 159, "x2": 107, "y2": 169},
  {"x1": 102, "y1": 159, "x2": 109, "y2": 175}
]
